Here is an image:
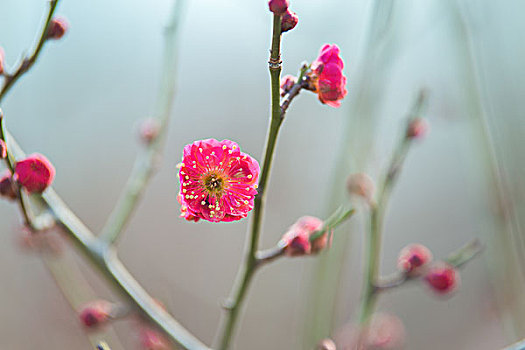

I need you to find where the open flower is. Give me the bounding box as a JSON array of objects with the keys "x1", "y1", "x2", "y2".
[
  {"x1": 177, "y1": 139, "x2": 259, "y2": 223},
  {"x1": 307, "y1": 44, "x2": 347, "y2": 107}
]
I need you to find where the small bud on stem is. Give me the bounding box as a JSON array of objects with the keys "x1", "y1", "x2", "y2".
[{"x1": 46, "y1": 17, "x2": 68, "y2": 40}]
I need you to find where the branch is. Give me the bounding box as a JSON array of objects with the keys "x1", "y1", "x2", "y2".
[
  {"x1": 376, "y1": 238, "x2": 483, "y2": 291},
  {"x1": 358, "y1": 90, "x2": 428, "y2": 325},
  {"x1": 0, "y1": 0, "x2": 60, "y2": 103},
  {"x1": 255, "y1": 205, "x2": 356, "y2": 266},
  {"x1": 5, "y1": 131, "x2": 210, "y2": 350},
  {"x1": 99, "y1": 0, "x2": 185, "y2": 245}
]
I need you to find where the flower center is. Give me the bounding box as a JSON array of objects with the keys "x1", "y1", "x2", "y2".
[{"x1": 204, "y1": 173, "x2": 224, "y2": 193}]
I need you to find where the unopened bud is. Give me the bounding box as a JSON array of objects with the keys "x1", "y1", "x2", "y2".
[
  {"x1": 365, "y1": 313, "x2": 406, "y2": 350},
  {"x1": 280, "y1": 75, "x2": 296, "y2": 97},
  {"x1": 79, "y1": 300, "x2": 113, "y2": 328},
  {"x1": 281, "y1": 216, "x2": 326, "y2": 256},
  {"x1": 0, "y1": 172, "x2": 18, "y2": 200},
  {"x1": 406, "y1": 118, "x2": 428, "y2": 139},
  {"x1": 346, "y1": 173, "x2": 375, "y2": 203},
  {"x1": 268, "y1": 0, "x2": 289, "y2": 15},
  {"x1": 139, "y1": 118, "x2": 160, "y2": 144},
  {"x1": 46, "y1": 17, "x2": 68, "y2": 40},
  {"x1": 139, "y1": 327, "x2": 170, "y2": 350},
  {"x1": 14, "y1": 153, "x2": 55, "y2": 193},
  {"x1": 281, "y1": 10, "x2": 298, "y2": 32},
  {"x1": 317, "y1": 338, "x2": 336, "y2": 350},
  {"x1": 0, "y1": 139, "x2": 6, "y2": 159},
  {"x1": 397, "y1": 244, "x2": 432, "y2": 275},
  {"x1": 0, "y1": 47, "x2": 5, "y2": 75},
  {"x1": 424, "y1": 262, "x2": 459, "y2": 295}
]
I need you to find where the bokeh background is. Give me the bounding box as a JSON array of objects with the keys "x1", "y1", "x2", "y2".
[{"x1": 1, "y1": 0, "x2": 524, "y2": 349}]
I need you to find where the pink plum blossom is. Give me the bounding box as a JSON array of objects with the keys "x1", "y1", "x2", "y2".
[
  {"x1": 309, "y1": 44, "x2": 347, "y2": 107},
  {"x1": 177, "y1": 139, "x2": 259, "y2": 223}
]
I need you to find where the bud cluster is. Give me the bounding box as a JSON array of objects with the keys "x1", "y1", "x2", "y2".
[
  {"x1": 280, "y1": 216, "x2": 329, "y2": 256},
  {"x1": 397, "y1": 244, "x2": 460, "y2": 295}
]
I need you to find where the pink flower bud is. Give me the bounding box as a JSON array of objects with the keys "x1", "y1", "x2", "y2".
[
  {"x1": 79, "y1": 300, "x2": 113, "y2": 328},
  {"x1": 0, "y1": 172, "x2": 18, "y2": 200},
  {"x1": 424, "y1": 262, "x2": 459, "y2": 295},
  {"x1": 397, "y1": 244, "x2": 432, "y2": 274},
  {"x1": 308, "y1": 44, "x2": 347, "y2": 108},
  {"x1": 14, "y1": 153, "x2": 55, "y2": 193},
  {"x1": 139, "y1": 327, "x2": 170, "y2": 350},
  {"x1": 346, "y1": 173, "x2": 375, "y2": 203},
  {"x1": 282, "y1": 216, "x2": 326, "y2": 256},
  {"x1": 46, "y1": 17, "x2": 68, "y2": 40},
  {"x1": 280, "y1": 74, "x2": 296, "y2": 96},
  {"x1": 317, "y1": 338, "x2": 336, "y2": 350},
  {"x1": 281, "y1": 10, "x2": 298, "y2": 32},
  {"x1": 0, "y1": 139, "x2": 6, "y2": 159},
  {"x1": 139, "y1": 118, "x2": 160, "y2": 144},
  {"x1": 0, "y1": 47, "x2": 5, "y2": 75},
  {"x1": 406, "y1": 118, "x2": 428, "y2": 139},
  {"x1": 268, "y1": 0, "x2": 289, "y2": 15}
]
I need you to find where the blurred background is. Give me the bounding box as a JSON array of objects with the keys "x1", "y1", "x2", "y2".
[{"x1": 0, "y1": 0, "x2": 524, "y2": 349}]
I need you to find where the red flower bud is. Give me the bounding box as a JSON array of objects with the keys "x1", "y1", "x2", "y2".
[
  {"x1": 424, "y1": 263, "x2": 459, "y2": 294},
  {"x1": 281, "y1": 216, "x2": 326, "y2": 256},
  {"x1": 280, "y1": 75, "x2": 296, "y2": 96},
  {"x1": 14, "y1": 154, "x2": 55, "y2": 193},
  {"x1": 46, "y1": 17, "x2": 68, "y2": 40},
  {"x1": 268, "y1": 0, "x2": 289, "y2": 15},
  {"x1": 281, "y1": 10, "x2": 298, "y2": 32},
  {"x1": 0, "y1": 172, "x2": 18, "y2": 200},
  {"x1": 0, "y1": 47, "x2": 5, "y2": 75},
  {"x1": 406, "y1": 118, "x2": 428, "y2": 139},
  {"x1": 79, "y1": 300, "x2": 112, "y2": 328},
  {"x1": 397, "y1": 243, "x2": 432, "y2": 274},
  {"x1": 0, "y1": 139, "x2": 6, "y2": 159}
]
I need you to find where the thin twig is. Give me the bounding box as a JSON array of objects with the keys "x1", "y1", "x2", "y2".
[
  {"x1": 358, "y1": 90, "x2": 428, "y2": 325},
  {"x1": 255, "y1": 205, "x2": 356, "y2": 266},
  {"x1": 0, "y1": 0, "x2": 60, "y2": 103}
]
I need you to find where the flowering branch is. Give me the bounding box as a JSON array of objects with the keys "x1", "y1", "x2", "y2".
[
  {"x1": 0, "y1": 0, "x2": 211, "y2": 348},
  {"x1": 358, "y1": 90, "x2": 428, "y2": 325},
  {"x1": 0, "y1": 0, "x2": 60, "y2": 102},
  {"x1": 5, "y1": 132, "x2": 210, "y2": 350},
  {"x1": 215, "y1": 13, "x2": 284, "y2": 350},
  {"x1": 99, "y1": 0, "x2": 184, "y2": 245},
  {"x1": 255, "y1": 205, "x2": 356, "y2": 266},
  {"x1": 376, "y1": 238, "x2": 483, "y2": 291}
]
